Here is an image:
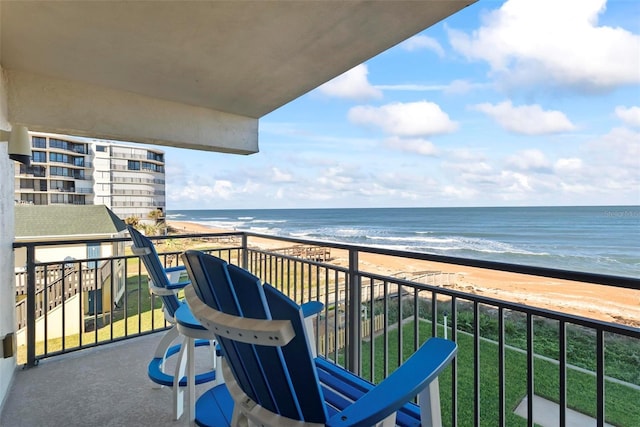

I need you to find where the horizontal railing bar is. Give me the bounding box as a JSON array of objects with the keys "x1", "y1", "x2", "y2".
[
  {"x1": 12, "y1": 232, "x2": 244, "y2": 248},
  {"x1": 15, "y1": 231, "x2": 639, "y2": 290}
]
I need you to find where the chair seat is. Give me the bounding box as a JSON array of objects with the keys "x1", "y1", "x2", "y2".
[
  {"x1": 194, "y1": 384, "x2": 235, "y2": 427},
  {"x1": 148, "y1": 341, "x2": 217, "y2": 387},
  {"x1": 175, "y1": 302, "x2": 209, "y2": 331},
  {"x1": 193, "y1": 361, "x2": 423, "y2": 427}
]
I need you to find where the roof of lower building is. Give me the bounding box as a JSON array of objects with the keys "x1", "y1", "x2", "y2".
[{"x1": 15, "y1": 205, "x2": 127, "y2": 240}]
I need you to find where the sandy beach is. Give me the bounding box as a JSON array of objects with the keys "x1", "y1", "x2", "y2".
[{"x1": 168, "y1": 220, "x2": 640, "y2": 327}]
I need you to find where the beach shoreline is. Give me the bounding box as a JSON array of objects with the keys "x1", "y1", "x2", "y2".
[{"x1": 167, "y1": 220, "x2": 640, "y2": 327}]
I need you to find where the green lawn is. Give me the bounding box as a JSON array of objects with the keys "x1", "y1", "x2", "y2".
[{"x1": 354, "y1": 320, "x2": 639, "y2": 426}]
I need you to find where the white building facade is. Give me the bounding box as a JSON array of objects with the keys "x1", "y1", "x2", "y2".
[
  {"x1": 92, "y1": 140, "x2": 166, "y2": 221},
  {"x1": 14, "y1": 133, "x2": 166, "y2": 222}
]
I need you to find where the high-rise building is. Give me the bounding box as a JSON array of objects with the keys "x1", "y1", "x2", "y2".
[{"x1": 14, "y1": 132, "x2": 166, "y2": 222}]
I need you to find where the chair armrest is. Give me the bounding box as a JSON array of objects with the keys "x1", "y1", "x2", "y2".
[
  {"x1": 300, "y1": 301, "x2": 323, "y2": 357},
  {"x1": 327, "y1": 337, "x2": 457, "y2": 427},
  {"x1": 164, "y1": 266, "x2": 189, "y2": 289},
  {"x1": 165, "y1": 279, "x2": 191, "y2": 290},
  {"x1": 301, "y1": 301, "x2": 324, "y2": 318},
  {"x1": 130, "y1": 245, "x2": 151, "y2": 256},
  {"x1": 148, "y1": 280, "x2": 177, "y2": 296},
  {"x1": 164, "y1": 265, "x2": 186, "y2": 274}
]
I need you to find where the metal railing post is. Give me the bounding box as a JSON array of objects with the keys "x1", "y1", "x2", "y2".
[
  {"x1": 347, "y1": 248, "x2": 361, "y2": 374},
  {"x1": 26, "y1": 245, "x2": 37, "y2": 367},
  {"x1": 241, "y1": 233, "x2": 248, "y2": 269}
]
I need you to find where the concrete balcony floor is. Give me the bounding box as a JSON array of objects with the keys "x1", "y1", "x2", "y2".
[{"x1": 1, "y1": 333, "x2": 212, "y2": 427}]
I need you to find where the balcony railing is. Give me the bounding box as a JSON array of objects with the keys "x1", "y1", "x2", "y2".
[{"x1": 12, "y1": 232, "x2": 640, "y2": 426}]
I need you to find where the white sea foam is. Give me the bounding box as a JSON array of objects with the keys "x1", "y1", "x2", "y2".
[
  {"x1": 249, "y1": 226, "x2": 275, "y2": 233},
  {"x1": 289, "y1": 231, "x2": 312, "y2": 237},
  {"x1": 198, "y1": 220, "x2": 244, "y2": 230},
  {"x1": 335, "y1": 228, "x2": 362, "y2": 235},
  {"x1": 366, "y1": 235, "x2": 457, "y2": 244},
  {"x1": 365, "y1": 234, "x2": 547, "y2": 256}
]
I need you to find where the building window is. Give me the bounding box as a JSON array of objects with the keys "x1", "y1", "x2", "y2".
[
  {"x1": 50, "y1": 138, "x2": 87, "y2": 154},
  {"x1": 96, "y1": 145, "x2": 107, "y2": 152},
  {"x1": 141, "y1": 161, "x2": 164, "y2": 172},
  {"x1": 32, "y1": 137, "x2": 46, "y2": 148},
  {"x1": 127, "y1": 160, "x2": 140, "y2": 170},
  {"x1": 50, "y1": 152, "x2": 70, "y2": 163},
  {"x1": 32, "y1": 151, "x2": 46, "y2": 163},
  {"x1": 21, "y1": 193, "x2": 47, "y2": 205},
  {"x1": 147, "y1": 151, "x2": 164, "y2": 162},
  {"x1": 50, "y1": 166, "x2": 69, "y2": 177},
  {"x1": 20, "y1": 164, "x2": 46, "y2": 177},
  {"x1": 19, "y1": 179, "x2": 34, "y2": 189}
]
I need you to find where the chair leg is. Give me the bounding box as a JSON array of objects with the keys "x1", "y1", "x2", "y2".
[
  {"x1": 153, "y1": 326, "x2": 179, "y2": 389},
  {"x1": 209, "y1": 339, "x2": 217, "y2": 372},
  {"x1": 418, "y1": 378, "x2": 443, "y2": 427},
  {"x1": 173, "y1": 336, "x2": 189, "y2": 420},
  {"x1": 187, "y1": 336, "x2": 196, "y2": 423},
  {"x1": 373, "y1": 413, "x2": 396, "y2": 427}
]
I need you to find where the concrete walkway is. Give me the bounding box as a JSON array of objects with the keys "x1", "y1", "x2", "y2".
[
  {"x1": 514, "y1": 394, "x2": 614, "y2": 427},
  {"x1": 1, "y1": 333, "x2": 213, "y2": 427}
]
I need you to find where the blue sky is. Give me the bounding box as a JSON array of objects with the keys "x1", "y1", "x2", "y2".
[{"x1": 163, "y1": 0, "x2": 640, "y2": 210}]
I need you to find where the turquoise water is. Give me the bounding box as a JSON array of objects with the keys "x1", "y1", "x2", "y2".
[{"x1": 166, "y1": 206, "x2": 639, "y2": 278}]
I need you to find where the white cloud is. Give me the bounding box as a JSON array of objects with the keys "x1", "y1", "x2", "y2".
[
  {"x1": 615, "y1": 106, "x2": 640, "y2": 127},
  {"x1": 348, "y1": 101, "x2": 458, "y2": 136},
  {"x1": 384, "y1": 136, "x2": 438, "y2": 156},
  {"x1": 375, "y1": 80, "x2": 487, "y2": 95},
  {"x1": 444, "y1": 160, "x2": 492, "y2": 175},
  {"x1": 375, "y1": 84, "x2": 448, "y2": 92},
  {"x1": 177, "y1": 180, "x2": 235, "y2": 201},
  {"x1": 588, "y1": 126, "x2": 640, "y2": 169},
  {"x1": 400, "y1": 35, "x2": 445, "y2": 57},
  {"x1": 506, "y1": 149, "x2": 552, "y2": 171},
  {"x1": 554, "y1": 158, "x2": 584, "y2": 174},
  {"x1": 444, "y1": 79, "x2": 480, "y2": 95},
  {"x1": 502, "y1": 171, "x2": 534, "y2": 194},
  {"x1": 447, "y1": 148, "x2": 487, "y2": 163},
  {"x1": 318, "y1": 64, "x2": 382, "y2": 101},
  {"x1": 472, "y1": 101, "x2": 576, "y2": 135},
  {"x1": 316, "y1": 166, "x2": 357, "y2": 191},
  {"x1": 448, "y1": 0, "x2": 640, "y2": 91},
  {"x1": 270, "y1": 167, "x2": 294, "y2": 183},
  {"x1": 442, "y1": 185, "x2": 478, "y2": 200}
]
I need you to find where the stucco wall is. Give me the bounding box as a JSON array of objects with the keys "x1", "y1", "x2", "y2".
[{"x1": 0, "y1": 66, "x2": 16, "y2": 409}]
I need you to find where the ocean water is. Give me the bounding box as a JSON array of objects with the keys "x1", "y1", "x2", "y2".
[{"x1": 166, "y1": 206, "x2": 640, "y2": 278}]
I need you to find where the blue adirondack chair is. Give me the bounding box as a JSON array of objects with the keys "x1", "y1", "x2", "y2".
[
  {"x1": 127, "y1": 226, "x2": 217, "y2": 421},
  {"x1": 182, "y1": 249, "x2": 458, "y2": 427}
]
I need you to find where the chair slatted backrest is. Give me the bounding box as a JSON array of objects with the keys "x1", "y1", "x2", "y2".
[
  {"x1": 128, "y1": 226, "x2": 180, "y2": 317},
  {"x1": 260, "y1": 281, "x2": 327, "y2": 423},
  {"x1": 182, "y1": 250, "x2": 328, "y2": 424}
]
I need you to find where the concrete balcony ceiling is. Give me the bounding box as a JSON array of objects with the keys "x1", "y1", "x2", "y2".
[{"x1": 1, "y1": 1, "x2": 474, "y2": 154}]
